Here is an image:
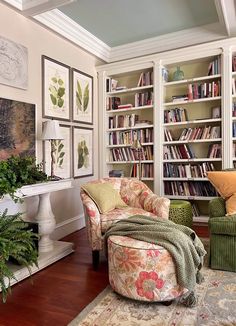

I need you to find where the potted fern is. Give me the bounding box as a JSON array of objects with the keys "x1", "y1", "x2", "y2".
[{"x1": 0, "y1": 210, "x2": 38, "y2": 302}]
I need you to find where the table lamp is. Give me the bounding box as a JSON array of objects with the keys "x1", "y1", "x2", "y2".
[
  {"x1": 42, "y1": 120, "x2": 64, "y2": 179},
  {"x1": 131, "y1": 139, "x2": 142, "y2": 180}
]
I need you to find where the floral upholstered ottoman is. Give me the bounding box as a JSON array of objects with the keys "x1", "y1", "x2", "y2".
[{"x1": 108, "y1": 235, "x2": 187, "y2": 302}]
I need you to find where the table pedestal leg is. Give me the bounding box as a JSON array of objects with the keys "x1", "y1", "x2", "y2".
[{"x1": 34, "y1": 192, "x2": 56, "y2": 252}]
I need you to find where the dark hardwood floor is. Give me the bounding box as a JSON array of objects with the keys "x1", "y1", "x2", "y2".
[{"x1": 0, "y1": 224, "x2": 209, "y2": 326}]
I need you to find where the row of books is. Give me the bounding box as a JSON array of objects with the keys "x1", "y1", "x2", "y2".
[
  {"x1": 233, "y1": 122, "x2": 236, "y2": 137},
  {"x1": 130, "y1": 163, "x2": 154, "y2": 178},
  {"x1": 134, "y1": 92, "x2": 153, "y2": 107},
  {"x1": 164, "y1": 107, "x2": 188, "y2": 123},
  {"x1": 207, "y1": 56, "x2": 221, "y2": 75},
  {"x1": 108, "y1": 129, "x2": 153, "y2": 145},
  {"x1": 164, "y1": 181, "x2": 217, "y2": 197},
  {"x1": 110, "y1": 146, "x2": 153, "y2": 162},
  {"x1": 232, "y1": 102, "x2": 236, "y2": 117},
  {"x1": 187, "y1": 81, "x2": 221, "y2": 100},
  {"x1": 165, "y1": 125, "x2": 221, "y2": 142},
  {"x1": 106, "y1": 78, "x2": 127, "y2": 92},
  {"x1": 108, "y1": 114, "x2": 139, "y2": 129},
  {"x1": 106, "y1": 97, "x2": 121, "y2": 110},
  {"x1": 232, "y1": 56, "x2": 236, "y2": 72},
  {"x1": 163, "y1": 162, "x2": 215, "y2": 178},
  {"x1": 163, "y1": 143, "x2": 221, "y2": 160},
  {"x1": 137, "y1": 71, "x2": 153, "y2": 87},
  {"x1": 191, "y1": 203, "x2": 200, "y2": 217}
]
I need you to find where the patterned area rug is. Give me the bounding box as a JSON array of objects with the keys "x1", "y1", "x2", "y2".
[{"x1": 68, "y1": 266, "x2": 236, "y2": 326}]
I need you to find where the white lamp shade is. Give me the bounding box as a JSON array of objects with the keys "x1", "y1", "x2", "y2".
[{"x1": 42, "y1": 120, "x2": 64, "y2": 140}]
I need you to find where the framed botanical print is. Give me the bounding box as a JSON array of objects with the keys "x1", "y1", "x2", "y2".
[
  {"x1": 44, "y1": 124, "x2": 71, "y2": 179},
  {"x1": 42, "y1": 56, "x2": 70, "y2": 121},
  {"x1": 72, "y1": 69, "x2": 93, "y2": 124},
  {"x1": 73, "y1": 126, "x2": 93, "y2": 178}
]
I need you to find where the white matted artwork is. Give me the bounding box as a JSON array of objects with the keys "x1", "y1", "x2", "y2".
[
  {"x1": 44, "y1": 124, "x2": 71, "y2": 179},
  {"x1": 0, "y1": 36, "x2": 28, "y2": 89},
  {"x1": 72, "y1": 69, "x2": 93, "y2": 124},
  {"x1": 73, "y1": 126, "x2": 93, "y2": 178},
  {"x1": 42, "y1": 56, "x2": 70, "y2": 121}
]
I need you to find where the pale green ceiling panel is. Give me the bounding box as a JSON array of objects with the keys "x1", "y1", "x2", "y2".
[{"x1": 59, "y1": 0, "x2": 218, "y2": 47}]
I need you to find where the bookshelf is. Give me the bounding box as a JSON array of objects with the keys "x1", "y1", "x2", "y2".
[
  {"x1": 97, "y1": 40, "x2": 236, "y2": 224},
  {"x1": 161, "y1": 54, "x2": 222, "y2": 222},
  {"x1": 103, "y1": 67, "x2": 155, "y2": 187}
]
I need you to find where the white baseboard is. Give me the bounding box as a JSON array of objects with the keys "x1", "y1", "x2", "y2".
[{"x1": 51, "y1": 214, "x2": 85, "y2": 240}]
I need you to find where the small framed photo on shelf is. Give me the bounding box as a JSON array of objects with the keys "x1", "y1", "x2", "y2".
[
  {"x1": 211, "y1": 106, "x2": 221, "y2": 119},
  {"x1": 72, "y1": 68, "x2": 93, "y2": 124},
  {"x1": 43, "y1": 124, "x2": 71, "y2": 179},
  {"x1": 42, "y1": 55, "x2": 70, "y2": 121},
  {"x1": 73, "y1": 126, "x2": 93, "y2": 178}
]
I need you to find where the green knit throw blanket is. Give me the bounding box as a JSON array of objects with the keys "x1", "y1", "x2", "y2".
[{"x1": 104, "y1": 215, "x2": 206, "y2": 307}]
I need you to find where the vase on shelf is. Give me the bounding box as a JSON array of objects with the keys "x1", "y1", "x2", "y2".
[{"x1": 173, "y1": 66, "x2": 184, "y2": 81}]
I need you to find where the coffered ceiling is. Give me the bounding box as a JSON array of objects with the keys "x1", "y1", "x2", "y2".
[{"x1": 3, "y1": 0, "x2": 236, "y2": 62}]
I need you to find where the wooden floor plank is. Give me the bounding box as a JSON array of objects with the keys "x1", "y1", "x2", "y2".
[{"x1": 0, "y1": 224, "x2": 208, "y2": 326}]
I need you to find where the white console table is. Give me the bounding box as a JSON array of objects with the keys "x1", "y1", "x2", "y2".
[{"x1": 3, "y1": 179, "x2": 74, "y2": 288}]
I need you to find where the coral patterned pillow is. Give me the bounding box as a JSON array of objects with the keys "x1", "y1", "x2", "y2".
[{"x1": 143, "y1": 193, "x2": 170, "y2": 219}]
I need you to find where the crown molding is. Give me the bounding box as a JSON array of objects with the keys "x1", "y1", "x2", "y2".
[
  {"x1": 0, "y1": 0, "x2": 229, "y2": 63},
  {"x1": 22, "y1": 0, "x2": 76, "y2": 16},
  {"x1": 2, "y1": 0, "x2": 22, "y2": 10},
  {"x1": 109, "y1": 23, "x2": 226, "y2": 62},
  {"x1": 214, "y1": 0, "x2": 236, "y2": 36},
  {"x1": 34, "y1": 9, "x2": 111, "y2": 62}
]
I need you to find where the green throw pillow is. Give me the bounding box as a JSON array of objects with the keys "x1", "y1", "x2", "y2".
[{"x1": 81, "y1": 182, "x2": 127, "y2": 213}]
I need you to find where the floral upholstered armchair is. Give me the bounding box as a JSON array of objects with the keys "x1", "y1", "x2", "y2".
[{"x1": 80, "y1": 178, "x2": 170, "y2": 269}]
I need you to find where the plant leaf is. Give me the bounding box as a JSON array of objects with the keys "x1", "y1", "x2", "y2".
[
  {"x1": 58, "y1": 79, "x2": 64, "y2": 86},
  {"x1": 57, "y1": 87, "x2": 65, "y2": 98},
  {"x1": 83, "y1": 83, "x2": 89, "y2": 112},
  {"x1": 58, "y1": 98, "x2": 64, "y2": 108},
  {"x1": 50, "y1": 94, "x2": 57, "y2": 106}
]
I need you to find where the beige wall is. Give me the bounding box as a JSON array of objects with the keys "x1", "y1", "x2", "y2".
[{"x1": 0, "y1": 2, "x2": 102, "y2": 233}]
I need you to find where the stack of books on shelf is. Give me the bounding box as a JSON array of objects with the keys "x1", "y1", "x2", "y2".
[
  {"x1": 233, "y1": 122, "x2": 236, "y2": 137},
  {"x1": 232, "y1": 78, "x2": 236, "y2": 95},
  {"x1": 135, "y1": 92, "x2": 153, "y2": 106},
  {"x1": 110, "y1": 146, "x2": 152, "y2": 162},
  {"x1": 117, "y1": 104, "x2": 133, "y2": 109},
  {"x1": 109, "y1": 170, "x2": 124, "y2": 177},
  {"x1": 187, "y1": 81, "x2": 221, "y2": 100},
  {"x1": 164, "y1": 181, "x2": 217, "y2": 197},
  {"x1": 106, "y1": 97, "x2": 121, "y2": 110},
  {"x1": 232, "y1": 55, "x2": 236, "y2": 72},
  {"x1": 164, "y1": 108, "x2": 188, "y2": 123},
  {"x1": 137, "y1": 71, "x2": 153, "y2": 87},
  {"x1": 207, "y1": 143, "x2": 221, "y2": 158},
  {"x1": 207, "y1": 56, "x2": 221, "y2": 75},
  {"x1": 233, "y1": 103, "x2": 236, "y2": 117},
  {"x1": 108, "y1": 129, "x2": 153, "y2": 145},
  {"x1": 106, "y1": 78, "x2": 127, "y2": 92},
  {"x1": 172, "y1": 95, "x2": 188, "y2": 102},
  {"x1": 135, "y1": 120, "x2": 152, "y2": 127},
  {"x1": 177, "y1": 126, "x2": 221, "y2": 141},
  {"x1": 163, "y1": 144, "x2": 195, "y2": 160},
  {"x1": 191, "y1": 203, "x2": 200, "y2": 217},
  {"x1": 163, "y1": 162, "x2": 215, "y2": 178},
  {"x1": 108, "y1": 114, "x2": 139, "y2": 129},
  {"x1": 130, "y1": 163, "x2": 154, "y2": 178}
]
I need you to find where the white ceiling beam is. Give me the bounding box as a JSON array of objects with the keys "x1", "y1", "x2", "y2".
[
  {"x1": 214, "y1": 0, "x2": 236, "y2": 36},
  {"x1": 21, "y1": 0, "x2": 76, "y2": 16}
]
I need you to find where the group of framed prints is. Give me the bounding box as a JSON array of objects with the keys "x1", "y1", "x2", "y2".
[{"x1": 42, "y1": 55, "x2": 94, "y2": 179}]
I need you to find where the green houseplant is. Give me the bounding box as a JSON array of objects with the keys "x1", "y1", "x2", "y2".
[
  {"x1": 0, "y1": 210, "x2": 38, "y2": 302},
  {"x1": 0, "y1": 155, "x2": 48, "y2": 202},
  {"x1": 0, "y1": 155, "x2": 48, "y2": 302}
]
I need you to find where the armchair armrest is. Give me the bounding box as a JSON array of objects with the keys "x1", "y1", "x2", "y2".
[
  {"x1": 209, "y1": 197, "x2": 226, "y2": 218},
  {"x1": 140, "y1": 191, "x2": 170, "y2": 219},
  {"x1": 80, "y1": 190, "x2": 103, "y2": 251}
]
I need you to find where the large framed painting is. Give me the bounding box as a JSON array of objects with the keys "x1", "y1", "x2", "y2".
[
  {"x1": 0, "y1": 98, "x2": 35, "y2": 160},
  {"x1": 42, "y1": 56, "x2": 70, "y2": 121},
  {"x1": 72, "y1": 69, "x2": 93, "y2": 124},
  {"x1": 43, "y1": 124, "x2": 71, "y2": 179},
  {"x1": 73, "y1": 126, "x2": 93, "y2": 178},
  {"x1": 0, "y1": 36, "x2": 28, "y2": 90}
]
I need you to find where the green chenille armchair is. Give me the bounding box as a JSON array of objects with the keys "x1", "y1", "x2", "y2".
[{"x1": 208, "y1": 197, "x2": 236, "y2": 272}]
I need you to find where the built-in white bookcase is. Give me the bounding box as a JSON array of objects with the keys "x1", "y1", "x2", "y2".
[
  {"x1": 97, "y1": 39, "x2": 236, "y2": 223},
  {"x1": 161, "y1": 54, "x2": 222, "y2": 222},
  {"x1": 99, "y1": 65, "x2": 155, "y2": 190}
]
